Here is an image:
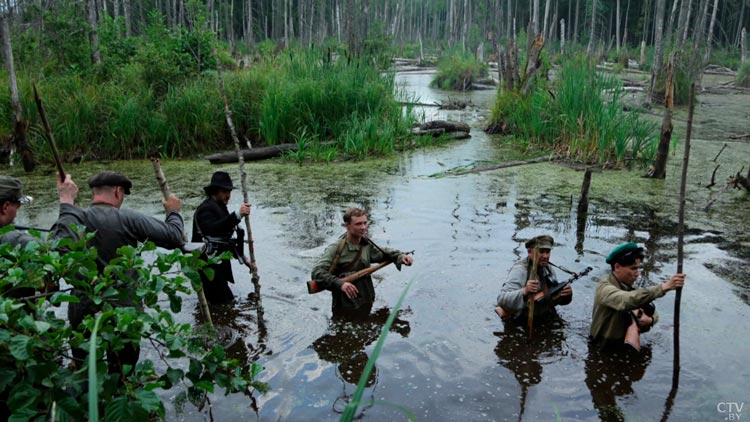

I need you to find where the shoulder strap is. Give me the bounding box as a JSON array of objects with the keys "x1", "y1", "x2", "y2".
[{"x1": 328, "y1": 238, "x2": 347, "y2": 273}]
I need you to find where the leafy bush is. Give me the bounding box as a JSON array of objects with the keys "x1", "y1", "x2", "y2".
[
  {"x1": 431, "y1": 51, "x2": 489, "y2": 91},
  {"x1": 0, "y1": 227, "x2": 267, "y2": 421}
]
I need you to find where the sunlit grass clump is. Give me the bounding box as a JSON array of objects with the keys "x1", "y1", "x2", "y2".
[{"x1": 431, "y1": 51, "x2": 489, "y2": 91}]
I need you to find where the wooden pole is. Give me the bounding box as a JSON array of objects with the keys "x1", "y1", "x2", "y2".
[
  {"x1": 150, "y1": 158, "x2": 213, "y2": 328},
  {"x1": 672, "y1": 82, "x2": 696, "y2": 389},
  {"x1": 215, "y1": 52, "x2": 261, "y2": 299},
  {"x1": 527, "y1": 246, "x2": 539, "y2": 337},
  {"x1": 32, "y1": 84, "x2": 65, "y2": 180}
]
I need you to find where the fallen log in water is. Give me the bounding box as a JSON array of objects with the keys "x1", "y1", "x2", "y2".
[
  {"x1": 206, "y1": 143, "x2": 298, "y2": 164},
  {"x1": 429, "y1": 155, "x2": 552, "y2": 177}
]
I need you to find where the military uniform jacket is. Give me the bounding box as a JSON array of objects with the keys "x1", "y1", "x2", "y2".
[
  {"x1": 53, "y1": 203, "x2": 185, "y2": 271},
  {"x1": 496, "y1": 257, "x2": 569, "y2": 318},
  {"x1": 589, "y1": 273, "x2": 663, "y2": 349},
  {"x1": 311, "y1": 238, "x2": 406, "y2": 311}
]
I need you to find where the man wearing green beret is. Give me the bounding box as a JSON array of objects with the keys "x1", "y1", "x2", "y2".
[
  {"x1": 590, "y1": 242, "x2": 686, "y2": 351},
  {"x1": 496, "y1": 235, "x2": 573, "y2": 322}
]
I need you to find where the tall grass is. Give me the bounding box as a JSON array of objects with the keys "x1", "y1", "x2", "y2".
[
  {"x1": 1, "y1": 48, "x2": 420, "y2": 163},
  {"x1": 490, "y1": 55, "x2": 658, "y2": 165}
]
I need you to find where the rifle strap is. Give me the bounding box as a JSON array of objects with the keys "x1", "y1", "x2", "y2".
[{"x1": 328, "y1": 238, "x2": 347, "y2": 273}]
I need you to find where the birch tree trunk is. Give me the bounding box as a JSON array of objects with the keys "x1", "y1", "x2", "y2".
[
  {"x1": 742, "y1": 28, "x2": 747, "y2": 64},
  {"x1": 532, "y1": 0, "x2": 540, "y2": 37},
  {"x1": 694, "y1": 0, "x2": 710, "y2": 46},
  {"x1": 462, "y1": 0, "x2": 469, "y2": 52},
  {"x1": 666, "y1": 0, "x2": 679, "y2": 42},
  {"x1": 283, "y1": 0, "x2": 288, "y2": 47},
  {"x1": 573, "y1": 0, "x2": 580, "y2": 43},
  {"x1": 616, "y1": 0, "x2": 621, "y2": 51},
  {"x1": 561, "y1": 18, "x2": 566, "y2": 53},
  {"x1": 123, "y1": 0, "x2": 132, "y2": 36},
  {"x1": 676, "y1": 0, "x2": 690, "y2": 45},
  {"x1": 735, "y1": 0, "x2": 746, "y2": 47},
  {"x1": 704, "y1": 0, "x2": 720, "y2": 61},
  {"x1": 623, "y1": 0, "x2": 630, "y2": 47},
  {"x1": 246, "y1": 0, "x2": 254, "y2": 45},
  {"x1": 681, "y1": 0, "x2": 692, "y2": 47},
  {"x1": 587, "y1": 0, "x2": 597, "y2": 54},
  {"x1": 543, "y1": 0, "x2": 550, "y2": 39},
  {"x1": 87, "y1": 0, "x2": 101, "y2": 65},
  {"x1": 1, "y1": 13, "x2": 34, "y2": 171},
  {"x1": 649, "y1": 0, "x2": 667, "y2": 104}
]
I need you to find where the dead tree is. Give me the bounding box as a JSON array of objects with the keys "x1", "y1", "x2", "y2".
[{"x1": 646, "y1": 54, "x2": 675, "y2": 179}]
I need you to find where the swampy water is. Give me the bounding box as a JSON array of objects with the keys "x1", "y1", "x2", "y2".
[{"x1": 5, "y1": 68, "x2": 750, "y2": 422}]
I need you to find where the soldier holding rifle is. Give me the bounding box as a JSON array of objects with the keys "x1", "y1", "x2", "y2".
[
  {"x1": 310, "y1": 207, "x2": 413, "y2": 317},
  {"x1": 590, "y1": 242, "x2": 686, "y2": 352},
  {"x1": 496, "y1": 235, "x2": 574, "y2": 323}
]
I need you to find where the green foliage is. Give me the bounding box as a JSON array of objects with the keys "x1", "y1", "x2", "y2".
[
  {"x1": 489, "y1": 55, "x2": 658, "y2": 165},
  {"x1": 431, "y1": 51, "x2": 489, "y2": 91},
  {"x1": 0, "y1": 227, "x2": 267, "y2": 421}
]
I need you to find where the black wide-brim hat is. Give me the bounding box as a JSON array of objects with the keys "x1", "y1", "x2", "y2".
[{"x1": 204, "y1": 171, "x2": 237, "y2": 192}]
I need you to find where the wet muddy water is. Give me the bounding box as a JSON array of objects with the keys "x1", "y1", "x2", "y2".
[{"x1": 5, "y1": 69, "x2": 750, "y2": 421}]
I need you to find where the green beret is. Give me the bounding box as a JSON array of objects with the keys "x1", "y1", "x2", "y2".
[
  {"x1": 525, "y1": 235, "x2": 554, "y2": 250},
  {"x1": 606, "y1": 242, "x2": 643, "y2": 264}
]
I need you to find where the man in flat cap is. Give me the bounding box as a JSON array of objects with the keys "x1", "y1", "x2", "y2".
[
  {"x1": 496, "y1": 235, "x2": 573, "y2": 322},
  {"x1": 191, "y1": 171, "x2": 253, "y2": 304},
  {"x1": 52, "y1": 170, "x2": 184, "y2": 370},
  {"x1": 589, "y1": 242, "x2": 686, "y2": 352}
]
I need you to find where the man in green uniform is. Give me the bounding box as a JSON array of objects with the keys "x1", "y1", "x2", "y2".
[
  {"x1": 310, "y1": 207, "x2": 413, "y2": 317},
  {"x1": 496, "y1": 235, "x2": 573, "y2": 322},
  {"x1": 589, "y1": 242, "x2": 686, "y2": 352},
  {"x1": 52, "y1": 170, "x2": 184, "y2": 369}
]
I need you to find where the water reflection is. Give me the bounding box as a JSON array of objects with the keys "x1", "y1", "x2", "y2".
[
  {"x1": 585, "y1": 344, "x2": 653, "y2": 422},
  {"x1": 309, "y1": 305, "x2": 411, "y2": 416},
  {"x1": 494, "y1": 314, "x2": 567, "y2": 421}
]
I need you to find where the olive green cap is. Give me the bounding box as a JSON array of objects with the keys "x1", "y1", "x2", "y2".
[
  {"x1": 0, "y1": 176, "x2": 31, "y2": 204},
  {"x1": 525, "y1": 235, "x2": 554, "y2": 250}
]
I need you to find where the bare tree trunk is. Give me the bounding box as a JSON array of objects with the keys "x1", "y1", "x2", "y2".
[
  {"x1": 704, "y1": 0, "x2": 720, "y2": 61},
  {"x1": 1, "y1": 14, "x2": 34, "y2": 171},
  {"x1": 681, "y1": 0, "x2": 692, "y2": 47},
  {"x1": 114, "y1": 0, "x2": 120, "y2": 20},
  {"x1": 676, "y1": 0, "x2": 690, "y2": 45},
  {"x1": 623, "y1": 0, "x2": 630, "y2": 47},
  {"x1": 462, "y1": 0, "x2": 469, "y2": 51},
  {"x1": 123, "y1": 0, "x2": 132, "y2": 36},
  {"x1": 283, "y1": 0, "x2": 289, "y2": 47},
  {"x1": 561, "y1": 18, "x2": 566, "y2": 53},
  {"x1": 616, "y1": 0, "x2": 621, "y2": 51},
  {"x1": 532, "y1": 0, "x2": 540, "y2": 37},
  {"x1": 742, "y1": 28, "x2": 747, "y2": 64},
  {"x1": 666, "y1": 0, "x2": 680, "y2": 41},
  {"x1": 507, "y1": 0, "x2": 512, "y2": 39},
  {"x1": 694, "y1": 0, "x2": 710, "y2": 46},
  {"x1": 735, "y1": 0, "x2": 746, "y2": 47},
  {"x1": 543, "y1": 0, "x2": 550, "y2": 39},
  {"x1": 573, "y1": 0, "x2": 580, "y2": 44},
  {"x1": 246, "y1": 0, "x2": 254, "y2": 45},
  {"x1": 649, "y1": 0, "x2": 667, "y2": 104},
  {"x1": 648, "y1": 54, "x2": 674, "y2": 179},
  {"x1": 87, "y1": 0, "x2": 102, "y2": 65},
  {"x1": 587, "y1": 0, "x2": 597, "y2": 54},
  {"x1": 336, "y1": 0, "x2": 341, "y2": 43}
]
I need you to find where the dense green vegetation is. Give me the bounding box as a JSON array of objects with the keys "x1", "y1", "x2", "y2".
[
  {"x1": 0, "y1": 227, "x2": 266, "y2": 421},
  {"x1": 490, "y1": 55, "x2": 658, "y2": 165},
  {"x1": 430, "y1": 52, "x2": 489, "y2": 91}
]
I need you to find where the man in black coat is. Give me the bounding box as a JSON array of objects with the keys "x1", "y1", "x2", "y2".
[{"x1": 191, "y1": 171, "x2": 252, "y2": 304}]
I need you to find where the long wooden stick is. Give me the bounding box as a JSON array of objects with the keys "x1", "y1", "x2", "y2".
[
  {"x1": 527, "y1": 246, "x2": 539, "y2": 337},
  {"x1": 215, "y1": 54, "x2": 261, "y2": 299},
  {"x1": 32, "y1": 84, "x2": 65, "y2": 179},
  {"x1": 672, "y1": 83, "x2": 696, "y2": 389},
  {"x1": 150, "y1": 157, "x2": 213, "y2": 328}
]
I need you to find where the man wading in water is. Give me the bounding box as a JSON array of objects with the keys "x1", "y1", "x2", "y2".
[{"x1": 311, "y1": 207, "x2": 413, "y2": 318}]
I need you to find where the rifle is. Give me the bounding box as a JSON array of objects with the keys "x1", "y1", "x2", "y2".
[
  {"x1": 307, "y1": 240, "x2": 413, "y2": 294},
  {"x1": 307, "y1": 261, "x2": 391, "y2": 294},
  {"x1": 624, "y1": 302, "x2": 656, "y2": 352},
  {"x1": 495, "y1": 265, "x2": 593, "y2": 320}
]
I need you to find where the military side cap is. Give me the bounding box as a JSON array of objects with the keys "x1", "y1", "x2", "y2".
[
  {"x1": 525, "y1": 235, "x2": 554, "y2": 250},
  {"x1": 0, "y1": 176, "x2": 31, "y2": 204},
  {"x1": 606, "y1": 242, "x2": 643, "y2": 264},
  {"x1": 88, "y1": 171, "x2": 132, "y2": 195}
]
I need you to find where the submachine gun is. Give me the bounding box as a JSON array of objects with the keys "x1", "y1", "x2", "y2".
[{"x1": 495, "y1": 265, "x2": 593, "y2": 320}]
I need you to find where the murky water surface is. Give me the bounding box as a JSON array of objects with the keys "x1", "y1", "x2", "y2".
[{"x1": 5, "y1": 69, "x2": 749, "y2": 421}]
